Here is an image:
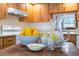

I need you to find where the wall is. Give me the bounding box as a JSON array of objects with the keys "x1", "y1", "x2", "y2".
[
  {"x1": 29, "y1": 22, "x2": 52, "y2": 33},
  {"x1": 0, "y1": 15, "x2": 30, "y2": 27},
  {"x1": 0, "y1": 15, "x2": 19, "y2": 25}
]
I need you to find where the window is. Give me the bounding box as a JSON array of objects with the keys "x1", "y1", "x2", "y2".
[
  {"x1": 52, "y1": 12, "x2": 77, "y2": 30},
  {"x1": 62, "y1": 12, "x2": 77, "y2": 29}
]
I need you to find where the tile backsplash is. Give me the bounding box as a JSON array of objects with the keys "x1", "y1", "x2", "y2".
[
  {"x1": 30, "y1": 23, "x2": 51, "y2": 32},
  {"x1": 0, "y1": 15, "x2": 30, "y2": 28},
  {"x1": 27, "y1": 22, "x2": 55, "y2": 33},
  {"x1": 27, "y1": 22, "x2": 79, "y2": 33}
]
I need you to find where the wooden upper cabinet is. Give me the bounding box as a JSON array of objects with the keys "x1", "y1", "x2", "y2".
[
  {"x1": 0, "y1": 3, "x2": 8, "y2": 19},
  {"x1": 7, "y1": 3, "x2": 18, "y2": 9},
  {"x1": 77, "y1": 3, "x2": 79, "y2": 11},
  {"x1": 49, "y1": 3, "x2": 64, "y2": 13},
  {"x1": 77, "y1": 3, "x2": 79, "y2": 21},
  {"x1": 63, "y1": 3, "x2": 77, "y2": 12},
  {"x1": 33, "y1": 3, "x2": 50, "y2": 22},
  {"x1": 26, "y1": 4, "x2": 33, "y2": 22},
  {"x1": 19, "y1": 4, "x2": 33, "y2": 23},
  {"x1": 40, "y1": 4, "x2": 50, "y2": 22},
  {"x1": 49, "y1": 3, "x2": 77, "y2": 13},
  {"x1": 8, "y1": 3, "x2": 26, "y2": 12},
  {"x1": 33, "y1": 4, "x2": 41, "y2": 22},
  {"x1": 77, "y1": 12, "x2": 79, "y2": 21},
  {"x1": 17, "y1": 3, "x2": 26, "y2": 12}
]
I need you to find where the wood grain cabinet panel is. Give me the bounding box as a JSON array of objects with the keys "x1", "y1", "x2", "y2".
[
  {"x1": 0, "y1": 38, "x2": 3, "y2": 50},
  {"x1": 64, "y1": 3, "x2": 77, "y2": 12},
  {"x1": 77, "y1": 12, "x2": 79, "y2": 21},
  {"x1": 3, "y1": 36, "x2": 16, "y2": 48},
  {"x1": 0, "y1": 3, "x2": 8, "y2": 19},
  {"x1": 77, "y1": 3, "x2": 79, "y2": 21},
  {"x1": 19, "y1": 3, "x2": 50, "y2": 23},
  {"x1": 19, "y1": 4, "x2": 33, "y2": 23},
  {"x1": 33, "y1": 4, "x2": 41, "y2": 22},
  {"x1": 7, "y1": 3, "x2": 18, "y2": 9},
  {"x1": 0, "y1": 36, "x2": 16, "y2": 50},
  {"x1": 49, "y1": 3, "x2": 64, "y2": 13},
  {"x1": 40, "y1": 4, "x2": 50, "y2": 22},
  {"x1": 17, "y1": 3, "x2": 26, "y2": 12},
  {"x1": 49, "y1": 3, "x2": 77, "y2": 13},
  {"x1": 8, "y1": 3, "x2": 26, "y2": 12},
  {"x1": 33, "y1": 3, "x2": 50, "y2": 22},
  {"x1": 25, "y1": 4, "x2": 33, "y2": 22}
]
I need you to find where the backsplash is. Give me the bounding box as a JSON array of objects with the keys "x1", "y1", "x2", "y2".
[
  {"x1": 27, "y1": 22, "x2": 55, "y2": 33},
  {"x1": 26, "y1": 21, "x2": 79, "y2": 33},
  {"x1": 0, "y1": 15, "x2": 30, "y2": 28}
]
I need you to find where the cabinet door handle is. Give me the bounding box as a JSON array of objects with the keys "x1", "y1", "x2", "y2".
[{"x1": 8, "y1": 40, "x2": 13, "y2": 42}]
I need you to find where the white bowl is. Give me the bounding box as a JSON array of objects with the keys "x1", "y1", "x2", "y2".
[{"x1": 27, "y1": 43, "x2": 45, "y2": 51}]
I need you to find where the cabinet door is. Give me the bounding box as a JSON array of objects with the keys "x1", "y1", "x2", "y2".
[
  {"x1": 77, "y1": 3, "x2": 79, "y2": 21},
  {"x1": 33, "y1": 4, "x2": 50, "y2": 22},
  {"x1": 64, "y1": 3, "x2": 77, "y2": 12},
  {"x1": 17, "y1": 3, "x2": 26, "y2": 12},
  {"x1": 0, "y1": 37, "x2": 3, "y2": 50},
  {"x1": 25, "y1": 4, "x2": 33, "y2": 22},
  {"x1": 7, "y1": 3, "x2": 18, "y2": 9},
  {"x1": 3, "y1": 36, "x2": 16, "y2": 48},
  {"x1": 19, "y1": 4, "x2": 33, "y2": 23},
  {"x1": 8, "y1": 3, "x2": 26, "y2": 12},
  {"x1": 18, "y1": 3, "x2": 27, "y2": 22},
  {"x1": 33, "y1": 4, "x2": 41, "y2": 22},
  {"x1": 77, "y1": 12, "x2": 79, "y2": 21},
  {"x1": 49, "y1": 3, "x2": 64, "y2": 13},
  {"x1": 0, "y1": 3, "x2": 7, "y2": 19},
  {"x1": 40, "y1": 4, "x2": 50, "y2": 22}
]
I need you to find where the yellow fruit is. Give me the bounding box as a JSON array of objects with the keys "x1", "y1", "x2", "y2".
[
  {"x1": 20, "y1": 27, "x2": 40, "y2": 36},
  {"x1": 20, "y1": 31, "x2": 25, "y2": 36},
  {"x1": 25, "y1": 32, "x2": 32, "y2": 36},
  {"x1": 23, "y1": 27, "x2": 32, "y2": 32},
  {"x1": 24, "y1": 30, "x2": 32, "y2": 33},
  {"x1": 33, "y1": 31, "x2": 40, "y2": 36}
]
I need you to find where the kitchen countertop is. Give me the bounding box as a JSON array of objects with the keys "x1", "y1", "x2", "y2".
[
  {"x1": 0, "y1": 31, "x2": 79, "y2": 37},
  {"x1": 0, "y1": 35, "x2": 16, "y2": 37},
  {"x1": 62, "y1": 32, "x2": 79, "y2": 35},
  {"x1": 0, "y1": 44, "x2": 66, "y2": 56},
  {"x1": 0, "y1": 34, "x2": 18, "y2": 37},
  {"x1": 0, "y1": 42, "x2": 79, "y2": 56}
]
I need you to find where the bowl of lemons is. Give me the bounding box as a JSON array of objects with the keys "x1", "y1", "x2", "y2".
[
  {"x1": 19, "y1": 27, "x2": 41, "y2": 45},
  {"x1": 27, "y1": 43, "x2": 45, "y2": 51}
]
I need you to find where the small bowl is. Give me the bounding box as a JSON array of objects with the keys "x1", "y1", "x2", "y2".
[{"x1": 27, "y1": 43, "x2": 45, "y2": 51}]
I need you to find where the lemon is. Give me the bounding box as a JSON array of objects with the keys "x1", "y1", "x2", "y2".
[
  {"x1": 20, "y1": 31, "x2": 25, "y2": 36},
  {"x1": 25, "y1": 32, "x2": 32, "y2": 36},
  {"x1": 33, "y1": 31, "x2": 40, "y2": 36}
]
